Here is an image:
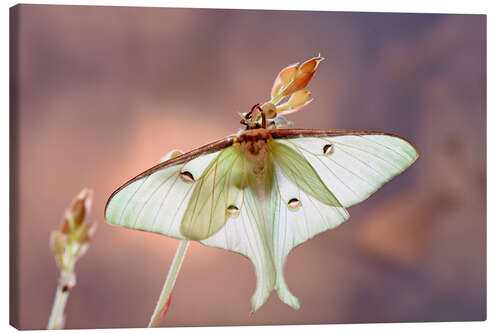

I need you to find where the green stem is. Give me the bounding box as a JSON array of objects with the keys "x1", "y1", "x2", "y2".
[{"x1": 148, "y1": 239, "x2": 190, "y2": 328}]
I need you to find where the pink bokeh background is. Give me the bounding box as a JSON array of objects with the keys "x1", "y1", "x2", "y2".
[{"x1": 10, "y1": 4, "x2": 485, "y2": 329}]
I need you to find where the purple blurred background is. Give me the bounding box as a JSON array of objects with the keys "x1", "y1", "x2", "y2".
[{"x1": 10, "y1": 4, "x2": 485, "y2": 329}]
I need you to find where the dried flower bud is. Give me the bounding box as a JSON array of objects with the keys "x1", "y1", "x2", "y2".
[
  {"x1": 51, "y1": 188, "x2": 95, "y2": 270},
  {"x1": 61, "y1": 211, "x2": 72, "y2": 234},
  {"x1": 72, "y1": 200, "x2": 85, "y2": 228},
  {"x1": 71, "y1": 189, "x2": 92, "y2": 228},
  {"x1": 299, "y1": 56, "x2": 322, "y2": 73},
  {"x1": 74, "y1": 222, "x2": 91, "y2": 245},
  {"x1": 281, "y1": 56, "x2": 324, "y2": 96},
  {"x1": 61, "y1": 189, "x2": 92, "y2": 233},
  {"x1": 270, "y1": 62, "x2": 299, "y2": 99},
  {"x1": 50, "y1": 231, "x2": 67, "y2": 257},
  {"x1": 50, "y1": 231, "x2": 68, "y2": 268},
  {"x1": 78, "y1": 243, "x2": 89, "y2": 258},
  {"x1": 276, "y1": 90, "x2": 313, "y2": 115},
  {"x1": 86, "y1": 223, "x2": 97, "y2": 242},
  {"x1": 74, "y1": 222, "x2": 97, "y2": 245},
  {"x1": 261, "y1": 102, "x2": 277, "y2": 119}
]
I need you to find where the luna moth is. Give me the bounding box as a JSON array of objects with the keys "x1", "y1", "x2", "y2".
[{"x1": 105, "y1": 56, "x2": 418, "y2": 314}]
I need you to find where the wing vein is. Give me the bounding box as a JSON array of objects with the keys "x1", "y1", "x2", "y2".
[
  {"x1": 312, "y1": 153, "x2": 363, "y2": 198},
  {"x1": 150, "y1": 169, "x2": 183, "y2": 231},
  {"x1": 330, "y1": 139, "x2": 402, "y2": 170},
  {"x1": 191, "y1": 152, "x2": 237, "y2": 222},
  {"x1": 355, "y1": 135, "x2": 413, "y2": 164},
  {"x1": 331, "y1": 144, "x2": 389, "y2": 179},
  {"x1": 118, "y1": 176, "x2": 148, "y2": 223},
  {"x1": 132, "y1": 173, "x2": 174, "y2": 229}
]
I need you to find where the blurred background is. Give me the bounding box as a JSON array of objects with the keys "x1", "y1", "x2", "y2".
[{"x1": 10, "y1": 4, "x2": 485, "y2": 329}]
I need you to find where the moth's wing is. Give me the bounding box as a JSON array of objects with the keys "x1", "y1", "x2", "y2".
[
  {"x1": 268, "y1": 140, "x2": 350, "y2": 309},
  {"x1": 266, "y1": 129, "x2": 418, "y2": 308},
  {"x1": 269, "y1": 140, "x2": 342, "y2": 207},
  {"x1": 271, "y1": 129, "x2": 419, "y2": 207},
  {"x1": 201, "y1": 184, "x2": 276, "y2": 314},
  {"x1": 180, "y1": 145, "x2": 247, "y2": 240},
  {"x1": 105, "y1": 137, "x2": 234, "y2": 239},
  {"x1": 107, "y1": 138, "x2": 276, "y2": 312}
]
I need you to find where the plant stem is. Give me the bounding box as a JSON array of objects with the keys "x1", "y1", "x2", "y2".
[
  {"x1": 47, "y1": 268, "x2": 74, "y2": 329},
  {"x1": 148, "y1": 239, "x2": 190, "y2": 328}
]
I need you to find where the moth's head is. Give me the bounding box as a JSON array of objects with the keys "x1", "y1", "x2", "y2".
[{"x1": 239, "y1": 103, "x2": 278, "y2": 130}]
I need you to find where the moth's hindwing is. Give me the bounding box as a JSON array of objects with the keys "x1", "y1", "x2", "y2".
[
  {"x1": 180, "y1": 145, "x2": 248, "y2": 240},
  {"x1": 269, "y1": 140, "x2": 342, "y2": 207}
]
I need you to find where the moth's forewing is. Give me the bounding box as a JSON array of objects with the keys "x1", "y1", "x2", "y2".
[
  {"x1": 104, "y1": 136, "x2": 235, "y2": 238},
  {"x1": 269, "y1": 128, "x2": 418, "y2": 143},
  {"x1": 270, "y1": 128, "x2": 419, "y2": 208}
]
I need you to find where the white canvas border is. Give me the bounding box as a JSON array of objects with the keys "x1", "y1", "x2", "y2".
[{"x1": 1, "y1": 1, "x2": 496, "y2": 333}]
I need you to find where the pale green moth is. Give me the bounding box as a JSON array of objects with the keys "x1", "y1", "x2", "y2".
[{"x1": 105, "y1": 56, "x2": 418, "y2": 313}]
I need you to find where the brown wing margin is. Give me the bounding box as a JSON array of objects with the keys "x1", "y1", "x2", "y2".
[
  {"x1": 104, "y1": 135, "x2": 236, "y2": 215},
  {"x1": 269, "y1": 128, "x2": 418, "y2": 151}
]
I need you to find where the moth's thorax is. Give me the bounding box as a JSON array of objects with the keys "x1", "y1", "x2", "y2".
[
  {"x1": 234, "y1": 128, "x2": 272, "y2": 181},
  {"x1": 235, "y1": 128, "x2": 272, "y2": 152}
]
